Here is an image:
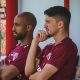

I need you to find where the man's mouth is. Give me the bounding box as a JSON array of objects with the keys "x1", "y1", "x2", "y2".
[{"x1": 13, "y1": 32, "x2": 17, "y2": 36}]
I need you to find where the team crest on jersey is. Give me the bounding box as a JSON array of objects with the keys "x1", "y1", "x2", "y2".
[
  {"x1": 8, "y1": 52, "x2": 19, "y2": 63},
  {"x1": 12, "y1": 52, "x2": 19, "y2": 61},
  {"x1": 37, "y1": 65, "x2": 42, "y2": 72},
  {"x1": 46, "y1": 52, "x2": 52, "y2": 60}
]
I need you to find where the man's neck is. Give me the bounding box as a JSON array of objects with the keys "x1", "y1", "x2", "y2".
[
  {"x1": 53, "y1": 32, "x2": 68, "y2": 45},
  {"x1": 20, "y1": 37, "x2": 32, "y2": 46}
]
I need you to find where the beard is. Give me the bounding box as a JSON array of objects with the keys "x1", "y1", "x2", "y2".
[
  {"x1": 14, "y1": 32, "x2": 27, "y2": 40},
  {"x1": 46, "y1": 31, "x2": 52, "y2": 38},
  {"x1": 47, "y1": 34, "x2": 52, "y2": 38}
]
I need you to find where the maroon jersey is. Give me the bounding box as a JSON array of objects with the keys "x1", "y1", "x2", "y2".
[
  {"x1": 37, "y1": 37, "x2": 78, "y2": 80},
  {"x1": 6, "y1": 43, "x2": 41, "y2": 80}
]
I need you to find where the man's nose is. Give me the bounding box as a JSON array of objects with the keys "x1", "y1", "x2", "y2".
[
  {"x1": 44, "y1": 24, "x2": 46, "y2": 28},
  {"x1": 12, "y1": 26, "x2": 15, "y2": 31}
]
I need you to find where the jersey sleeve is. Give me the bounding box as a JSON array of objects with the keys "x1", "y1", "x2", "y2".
[
  {"x1": 47, "y1": 44, "x2": 69, "y2": 69},
  {"x1": 10, "y1": 47, "x2": 30, "y2": 73}
]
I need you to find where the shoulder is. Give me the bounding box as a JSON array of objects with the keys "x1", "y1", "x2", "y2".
[{"x1": 62, "y1": 37, "x2": 78, "y2": 52}]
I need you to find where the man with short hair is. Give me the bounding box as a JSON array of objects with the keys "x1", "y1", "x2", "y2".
[
  {"x1": 25, "y1": 6, "x2": 78, "y2": 80},
  {"x1": 0, "y1": 12, "x2": 41, "y2": 80}
]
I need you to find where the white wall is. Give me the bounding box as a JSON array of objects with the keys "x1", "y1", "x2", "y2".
[
  {"x1": 70, "y1": 0, "x2": 80, "y2": 55},
  {"x1": 18, "y1": 0, "x2": 64, "y2": 49}
]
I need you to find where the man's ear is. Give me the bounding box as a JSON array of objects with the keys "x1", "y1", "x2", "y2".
[
  {"x1": 58, "y1": 20, "x2": 64, "y2": 29},
  {"x1": 26, "y1": 25, "x2": 32, "y2": 31}
]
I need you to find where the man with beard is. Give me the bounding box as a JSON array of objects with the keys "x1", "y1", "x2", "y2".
[
  {"x1": 25, "y1": 6, "x2": 78, "y2": 80},
  {"x1": 0, "y1": 12, "x2": 41, "y2": 80}
]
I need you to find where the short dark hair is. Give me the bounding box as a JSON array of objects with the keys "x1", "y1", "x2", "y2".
[
  {"x1": 18, "y1": 12, "x2": 37, "y2": 29},
  {"x1": 44, "y1": 6, "x2": 71, "y2": 30}
]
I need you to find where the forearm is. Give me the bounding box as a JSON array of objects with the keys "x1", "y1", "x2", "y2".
[
  {"x1": 29, "y1": 72, "x2": 40, "y2": 80},
  {"x1": 25, "y1": 39, "x2": 39, "y2": 76},
  {"x1": 1, "y1": 65, "x2": 19, "y2": 80},
  {"x1": 25, "y1": 30, "x2": 47, "y2": 77}
]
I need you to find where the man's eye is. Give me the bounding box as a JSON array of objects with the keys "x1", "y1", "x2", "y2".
[{"x1": 15, "y1": 23, "x2": 20, "y2": 26}]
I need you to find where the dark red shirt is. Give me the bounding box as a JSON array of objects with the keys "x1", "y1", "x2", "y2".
[
  {"x1": 37, "y1": 37, "x2": 78, "y2": 80},
  {"x1": 6, "y1": 43, "x2": 41, "y2": 80}
]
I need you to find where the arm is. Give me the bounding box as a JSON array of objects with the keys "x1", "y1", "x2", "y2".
[
  {"x1": 0, "y1": 56, "x2": 19, "y2": 80},
  {"x1": 29, "y1": 64, "x2": 58, "y2": 80},
  {"x1": 0, "y1": 59, "x2": 6, "y2": 79},
  {"x1": 29, "y1": 72, "x2": 40, "y2": 80},
  {"x1": 25, "y1": 30, "x2": 47, "y2": 76},
  {"x1": 25, "y1": 39, "x2": 39, "y2": 76},
  {"x1": 1, "y1": 64, "x2": 19, "y2": 80}
]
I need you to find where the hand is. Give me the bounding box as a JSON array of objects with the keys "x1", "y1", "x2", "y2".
[
  {"x1": 33, "y1": 30, "x2": 48, "y2": 43},
  {"x1": 29, "y1": 72, "x2": 40, "y2": 80}
]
